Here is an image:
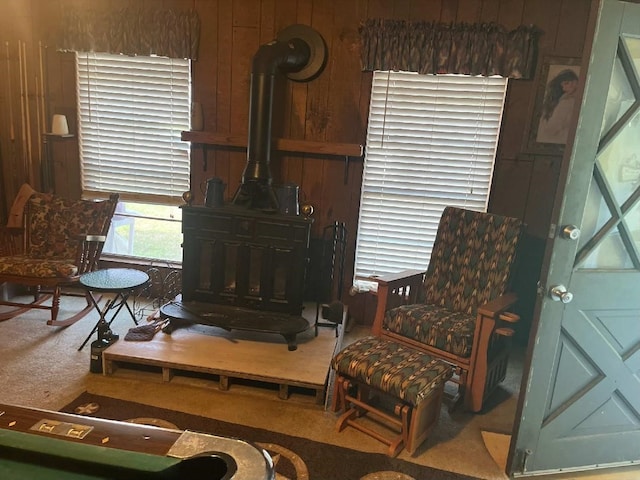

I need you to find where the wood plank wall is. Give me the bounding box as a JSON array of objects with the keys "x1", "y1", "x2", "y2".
[{"x1": 0, "y1": 0, "x2": 594, "y2": 342}]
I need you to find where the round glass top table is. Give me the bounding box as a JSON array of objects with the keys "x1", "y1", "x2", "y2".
[{"x1": 78, "y1": 268, "x2": 150, "y2": 351}]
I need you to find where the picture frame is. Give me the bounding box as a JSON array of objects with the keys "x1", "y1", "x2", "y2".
[{"x1": 526, "y1": 56, "x2": 581, "y2": 155}]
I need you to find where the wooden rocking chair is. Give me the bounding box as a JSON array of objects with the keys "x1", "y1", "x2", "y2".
[{"x1": 0, "y1": 188, "x2": 119, "y2": 326}]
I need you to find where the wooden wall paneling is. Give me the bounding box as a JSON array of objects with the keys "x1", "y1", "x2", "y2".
[
  {"x1": 295, "y1": 0, "x2": 312, "y2": 25},
  {"x1": 364, "y1": 0, "x2": 395, "y2": 18},
  {"x1": 522, "y1": 0, "x2": 560, "y2": 53},
  {"x1": 194, "y1": 1, "x2": 219, "y2": 132},
  {"x1": 498, "y1": 79, "x2": 530, "y2": 158},
  {"x1": 479, "y1": 0, "x2": 500, "y2": 22},
  {"x1": 300, "y1": 0, "x2": 334, "y2": 231},
  {"x1": 0, "y1": 48, "x2": 13, "y2": 220},
  {"x1": 407, "y1": 0, "x2": 443, "y2": 21},
  {"x1": 44, "y1": 50, "x2": 63, "y2": 134},
  {"x1": 495, "y1": 0, "x2": 526, "y2": 29},
  {"x1": 232, "y1": 0, "x2": 260, "y2": 28},
  {"x1": 325, "y1": 3, "x2": 365, "y2": 145},
  {"x1": 273, "y1": 0, "x2": 300, "y2": 36},
  {"x1": 342, "y1": 156, "x2": 364, "y2": 297},
  {"x1": 518, "y1": 0, "x2": 561, "y2": 157},
  {"x1": 5, "y1": 0, "x2": 32, "y2": 40},
  {"x1": 1, "y1": 40, "x2": 24, "y2": 209},
  {"x1": 29, "y1": 0, "x2": 57, "y2": 140},
  {"x1": 259, "y1": 0, "x2": 276, "y2": 43},
  {"x1": 357, "y1": 70, "x2": 372, "y2": 130},
  {"x1": 491, "y1": 0, "x2": 526, "y2": 157},
  {"x1": 192, "y1": 1, "x2": 219, "y2": 202},
  {"x1": 320, "y1": 0, "x2": 365, "y2": 230},
  {"x1": 439, "y1": 0, "x2": 458, "y2": 23},
  {"x1": 488, "y1": 157, "x2": 531, "y2": 220},
  {"x1": 306, "y1": 0, "x2": 333, "y2": 143},
  {"x1": 554, "y1": 0, "x2": 591, "y2": 58},
  {"x1": 161, "y1": 0, "x2": 196, "y2": 10},
  {"x1": 50, "y1": 53, "x2": 80, "y2": 198},
  {"x1": 455, "y1": 0, "x2": 483, "y2": 23},
  {"x1": 208, "y1": 1, "x2": 233, "y2": 204},
  {"x1": 522, "y1": 155, "x2": 561, "y2": 238},
  {"x1": 282, "y1": 82, "x2": 309, "y2": 184}
]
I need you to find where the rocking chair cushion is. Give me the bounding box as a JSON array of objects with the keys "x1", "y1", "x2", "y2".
[
  {"x1": 383, "y1": 304, "x2": 475, "y2": 358},
  {"x1": 332, "y1": 336, "x2": 452, "y2": 407},
  {"x1": 27, "y1": 193, "x2": 115, "y2": 259},
  {"x1": 0, "y1": 255, "x2": 78, "y2": 278}
]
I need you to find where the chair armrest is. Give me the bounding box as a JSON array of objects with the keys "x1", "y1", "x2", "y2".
[
  {"x1": 372, "y1": 270, "x2": 425, "y2": 335},
  {"x1": 476, "y1": 292, "x2": 518, "y2": 318},
  {"x1": 474, "y1": 292, "x2": 520, "y2": 361},
  {"x1": 373, "y1": 269, "x2": 425, "y2": 287}
]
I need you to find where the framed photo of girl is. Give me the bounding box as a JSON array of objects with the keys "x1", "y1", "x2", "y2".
[{"x1": 527, "y1": 56, "x2": 581, "y2": 155}]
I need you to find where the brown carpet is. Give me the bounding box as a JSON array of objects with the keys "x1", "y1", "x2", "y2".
[{"x1": 62, "y1": 392, "x2": 482, "y2": 480}]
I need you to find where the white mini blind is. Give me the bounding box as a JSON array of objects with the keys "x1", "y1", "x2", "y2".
[
  {"x1": 353, "y1": 71, "x2": 508, "y2": 288},
  {"x1": 76, "y1": 52, "x2": 190, "y2": 204}
]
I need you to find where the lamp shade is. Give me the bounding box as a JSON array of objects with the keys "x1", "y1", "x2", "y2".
[{"x1": 51, "y1": 114, "x2": 69, "y2": 135}]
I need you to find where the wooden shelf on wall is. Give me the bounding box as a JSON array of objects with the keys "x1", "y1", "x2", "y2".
[{"x1": 181, "y1": 131, "x2": 364, "y2": 158}]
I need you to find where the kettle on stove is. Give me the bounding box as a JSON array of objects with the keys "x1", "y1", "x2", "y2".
[
  {"x1": 275, "y1": 183, "x2": 300, "y2": 215},
  {"x1": 204, "y1": 177, "x2": 226, "y2": 207}
]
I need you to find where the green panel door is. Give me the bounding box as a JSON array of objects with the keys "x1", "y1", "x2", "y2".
[{"x1": 510, "y1": 0, "x2": 640, "y2": 475}]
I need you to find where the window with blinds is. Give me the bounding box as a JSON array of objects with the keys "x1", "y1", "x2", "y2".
[
  {"x1": 353, "y1": 71, "x2": 508, "y2": 290},
  {"x1": 76, "y1": 52, "x2": 191, "y2": 205}
]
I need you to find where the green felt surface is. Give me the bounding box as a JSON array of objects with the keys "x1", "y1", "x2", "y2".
[{"x1": 0, "y1": 429, "x2": 180, "y2": 479}]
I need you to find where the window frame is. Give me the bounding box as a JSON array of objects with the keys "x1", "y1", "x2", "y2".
[{"x1": 353, "y1": 70, "x2": 508, "y2": 290}]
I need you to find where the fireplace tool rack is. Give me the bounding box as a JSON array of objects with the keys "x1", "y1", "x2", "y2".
[{"x1": 314, "y1": 221, "x2": 347, "y2": 337}]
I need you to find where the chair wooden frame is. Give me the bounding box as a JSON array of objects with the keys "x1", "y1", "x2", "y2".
[
  {"x1": 333, "y1": 372, "x2": 446, "y2": 457},
  {"x1": 0, "y1": 193, "x2": 119, "y2": 327},
  {"x1": 372, "y1": 270, "x2": 520, "y2": 413}
]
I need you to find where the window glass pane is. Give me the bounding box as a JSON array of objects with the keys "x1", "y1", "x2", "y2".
[{"x1": 103, "y1": 202, "x2": 182, "y2": 262}]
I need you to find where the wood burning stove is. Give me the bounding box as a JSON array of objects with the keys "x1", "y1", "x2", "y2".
[
  {"x1": 163, "y1": 25, "x2": 327, "y2": 350},
  {"x1": 181, "y1": 205, "x2": 312, "y2": 314}
]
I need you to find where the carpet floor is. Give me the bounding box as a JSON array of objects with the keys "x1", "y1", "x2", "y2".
[{"x1": 62, "y1": 392, "x2": 482, "y2": 480}]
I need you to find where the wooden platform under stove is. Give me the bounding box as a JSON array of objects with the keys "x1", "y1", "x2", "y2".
[{"x1": 102, "y1": 319, "x2": 344, "y2": 406}]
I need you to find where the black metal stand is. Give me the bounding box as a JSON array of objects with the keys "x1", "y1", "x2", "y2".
[
  {"x1": 314, "y1": 221, "x2": 347, "y2": 336},
  {"x1": 79, "y1": 292, "x2": 138, "y2": 351}
]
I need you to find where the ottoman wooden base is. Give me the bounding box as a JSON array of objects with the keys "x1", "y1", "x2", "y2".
[
  {"x1": 331, "y1": 336, "x2": 452, "y2": 457},
  {"x1": 334, "y1": 374, "x2": 446, "y2": 457}
]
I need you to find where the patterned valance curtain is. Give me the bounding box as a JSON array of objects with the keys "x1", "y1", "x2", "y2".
[
  {"x1": 57, "y1": 7, "x2": 200, "y2": 60},
  {"x1": 359, "y1": 19, "x2": 539, "y2": 79}
]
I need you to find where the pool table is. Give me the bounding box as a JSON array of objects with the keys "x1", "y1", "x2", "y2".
[{"x1": 0, "y1": 403, "x2": 274, "y2": 479}]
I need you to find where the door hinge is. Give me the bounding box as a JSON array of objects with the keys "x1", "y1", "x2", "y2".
[{"x1": 514, "y1": 448, "x2": 534, "y2": 473}]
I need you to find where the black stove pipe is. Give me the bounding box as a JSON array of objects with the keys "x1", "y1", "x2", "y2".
[{"x1": 232, "y1": 37, "x2": 310, "y2": 209}]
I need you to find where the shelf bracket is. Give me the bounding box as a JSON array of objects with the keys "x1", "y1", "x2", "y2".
[
  {"x1": 344, "y1": 156, "x2": 350, "y2": 184},
  {"x1": 199, "y1": 144, "x2": 208, "y2": 170}
]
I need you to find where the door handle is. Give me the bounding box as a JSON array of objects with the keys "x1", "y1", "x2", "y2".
[
  {"x1": 549, "y1": 285, "x2": 573, "y2": 303},
  {"x1": 561, "y1": 225, "x2": 581, "y2": 240}
]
